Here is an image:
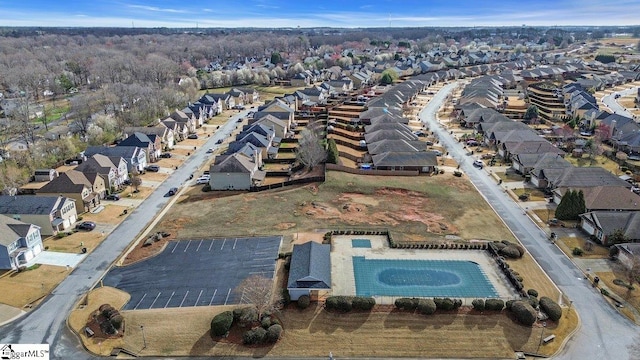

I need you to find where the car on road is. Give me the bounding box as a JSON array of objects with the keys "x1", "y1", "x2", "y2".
[
  {"x1": 105, "y1": 194, "x2": 120, "y2": 201},
  {"x1": 75, "y1": 221, "x2": 96, "y2": 231},
  {"x1": 206, "y1": 148, "x2": 214, "y2": 153},
  {"x1": 216, "y1": 139, "x2": 224, "y2": 144},
  {"x1": 431, "y1": 150, "x2": 442, "y2": 156},
  {"x1": 145, "y1": 165, "x2": 160, "y2": 172},
  {"x1": 187, "y1": 134, "x2": 198, "y2": 139},
  {"x1": 159, "y1": 153, "x2": 172, "y2": 158},
  {"x1": 473, "y1": 159, "x2": 484, "y2": 169},
  {"x1": 167, "y1": 187, "x2": 179, "y2": 196},
  {"x1": 233, "y1": 105, "x2": 246, "y2": 110}
]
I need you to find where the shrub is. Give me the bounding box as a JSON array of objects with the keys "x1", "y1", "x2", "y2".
[
  {"x1": 505, "y1": 300, "x2": 516, "y2": 310},
  {"x1": 416, "y1": 298, "x2": 437, "y2": 315},
  {"x1": 261, "y1": 316, "x2": 272, "y2": 329},
  {"x1": 352, "y1": 296, "x2": 376, "y2": 311},
  {"x1": 233, "y1": 308, "x2": 244, "y2": 321},
  {"x1": 110, "y1": 314, "x2": 124, "y2": 330},
  {"x1": 395, "y1": 298, "x2": 418, "y2": 311},
  {"x1": 539, "y1": 296, "x2": 562, "y2": 322},
  {"x1": 242, "y1": 327, "x2": 267, "y2": 345},
  {"x1": 211, "y1": 311, "x2": 234, "y2": 336},
  {"x1": 527, "y1": 289, "x2": 539, "y2": 298},
  {"x1": 237, "y1": 307, "x2": 258, "y2": 326},
  {"x1": 500, "y1": 245, "x2": 523, "y2": 259},
  {"x1": 325, "y1": 296, "x2": 352, "y2": 312},
  {"x1": 100, "y1": 321, "x2": 116, "y2": 335},
  {"x1": 572, "y1": 247, "x2": 584, "y2": 256},
  {"x1": 453, "y1": 299, "x2": 462, "y2": 309},
  {"x1": 472, "y1": 299, "x2": 485, "y2": 311},
  {"x1": 485, "y1": 299, "x2": 504, "y2": 311},
  {"x1": 493, "y1": 242, "x2": 507, "y2": 250},
  {"x1": 281, "y1": 288, "x2": 291, "y2": 305},
  {"x1": 434, "y1": 298, "x2": 455, "y2": 311},
  {"x1": 266, "y1": 324, "x2": 283, "y2": 343},
  {"x1": 510, "y1": 301, "x2": 537, "y2": 326},
  {"x1": 100, "y1": 305, "x2": 115, "y2": 318},
  {"x1": 297, "y1": 295, "x2": 310, "y2": 309},
  {"x1": 528, "y1": 297, "x2": 539, "y2": 309}
]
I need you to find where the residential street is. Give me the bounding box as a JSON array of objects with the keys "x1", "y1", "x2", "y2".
[
  {"x1": 421, "y1": 82, "x2": 638, "y2": 360},
  {"x1": 0, "y1": 109, "x2": 250, "y2": 359},
  {"x1": 602, "y1": 86, "x2": 638, "y2": 118}
]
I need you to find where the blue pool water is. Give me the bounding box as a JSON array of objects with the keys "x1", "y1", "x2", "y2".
[
  {"x1": 352, "y1": 239, "x2": 372, "y2": 248},
  {"x1": 352, "y1": 257, "x2": 498, "y2": 298}
]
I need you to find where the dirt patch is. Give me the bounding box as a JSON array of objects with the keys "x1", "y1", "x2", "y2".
[
  {"x1": 274, "y1": 222, "x2": 296, "y2": 230},
  {"x1": 122, "y1": 217, "x2": 190, "y2": 265}
]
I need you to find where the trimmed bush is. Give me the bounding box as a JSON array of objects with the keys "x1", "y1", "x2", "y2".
[
  {"x1": 233, "y1": 308, "x2": 244, "y2": 321},
  {"x1": 527, "y1": 289, "x2": 539, "y2": 298},
  {"x1": 528, "y1": 297, "x2": 539, "y2": 309},
  {"x1": 485, "y1": 299, "x2": 504, "y2": 311},
  {"x1": 110, "y1": 314, "x2": 124, "y2": 330},
  {"x1": 572, "y1": 247, "x2": 584, "y2": 256},
  {"x1": 500, "y1": 245, "x2": 523, "y2": 259},
  {"x1": 395, "y1": 298, "x2": 418, "y2": 311},
  {"x1": 261, "y1": 316, "x2": 272, "y2": 329},
  {"x1": 434, "y1": 298, "x2": 455, "y2": 311},
  {"x1": 352, "y1": 296, "x2": 376, "y2": 311},
  {"x1": 242, "y1": 327, "x2": 267, "y2": 345},
  {"x1": 325, "y1": 296, "x2": 352, "y2": 312},
  {"x1": 211, "y1": 311, "x2": 234, "y2": 336},
  {"x1": 510, "y1": 301, "x2": 537, "y2": 326},
  {"x1": 416, "y1": 298, "x2": 437, "y2": 315},
  {"x1": 281, "y1": 288, "x2": 291, "y2": 305},
  {"x1": 472, "y1": 299, "x2": 485, "y2": 311},
  {"x1": 266, "y1": 324, "x2": 283, "y2": 343},
  {"x1": 539, "y1": 296, "x2": 562, "y2": 322},
  {"x1": 237, "y1": 307, "x2": 258, "y2": 326},
  {"x1": 297, "y1": 295, "x2": 311, "y2": 309},
  {"x1": 453, "y1": 299, "x2": 462, "y2": 309},
  {"x1": 493, "y1": 242, "x2": 507, "y2": 250},
  {"x1": 505, "y1": 300, "x2": 516, "y2": 310}
]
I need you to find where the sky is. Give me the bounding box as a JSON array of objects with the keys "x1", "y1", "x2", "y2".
[{"x1": 0, "y1": 0, "x2": 639, "y2": 28}]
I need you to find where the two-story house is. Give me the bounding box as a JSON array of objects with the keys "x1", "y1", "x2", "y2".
[
  {"x1": 117, "y1": 132, "x2": 161, "y2": 163},
  {"x1": 84, "y1": 146, "x2": 147, "y2": 173},
  {"x1": 0, "y1": 215, "x2": 43, "y2": 270},
  {"x1": 209, "y1": 148, "x2": 265, "y2": 190},
  {"x1": 75, "y1": 154, "x2": 128, "y2": 193},
  {"x1": 36, "y1": 170, "x2": 103, "y2": 213},
  {"x1": 0, "y1": 195, "x2": 77, "y2": 236}
]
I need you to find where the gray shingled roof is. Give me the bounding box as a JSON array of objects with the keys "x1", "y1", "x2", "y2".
[
  {"x1": 0, "y1": 214, "x2": 34, "y2": 246},
  {"x1": 372, "y1": 151, "x2": 438, "y2": 167},
  {"x1": 582, "y1": 211, "x2": 640, "y2": 240},
  {"x1": 287, "y1": 242, "x2": 331, "y2": 290},
  {"x1": 0, "y1": 195, "x2": 63, "y2": 215}
]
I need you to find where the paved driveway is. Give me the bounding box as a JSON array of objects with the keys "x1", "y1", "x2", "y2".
[
  {"x1": 32, "y1": 251, "x2": 87, "y2": 268},
  {"x1": 103, "y1": 236, "x2": 282, "y2": 310}
]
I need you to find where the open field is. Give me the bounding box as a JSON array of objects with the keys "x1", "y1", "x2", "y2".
[
  {"x1": 0, "y1": 265, "x2": 69, "y2": 308},
  {"x1": 149, "y1": 171, "x2": 515, "y2": 244},
  {"x1": 113, "y1": 303, "x2": 576, "y2": 358}
]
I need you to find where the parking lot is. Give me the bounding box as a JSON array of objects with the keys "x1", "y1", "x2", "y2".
[{"x1": 102, "y1": 236, "x2": 281, "y2": 310}]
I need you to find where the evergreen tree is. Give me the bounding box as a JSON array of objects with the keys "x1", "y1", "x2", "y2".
[
  {"x1": 326, "y1": 139, "x2": 339, "y2": 164},
  {"x1": 576, "y1": 190, "x2": 586, "y2": 215}
]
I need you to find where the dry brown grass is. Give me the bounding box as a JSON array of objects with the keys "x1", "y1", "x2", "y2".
[
  {"x1": 121, "y1": 186, "x2": 154, "y2": 200},
  {"x1": 44, "y1": 229, "x2": 104, "y2": 253},
  {"x1": 118, "y1": 305, "x2": 576, "y2": 358},
  {"x1": 0, "y1": 265, "x2": 69, "y2": 308},
  {"x1": 141, "y1": 171, "x2": 169, "y2": 182},
  {"x1": 82, "y1": 204, "x2": 132, "y2": 225},
  {"x1": 556, "y1": 236, "x2": 610, "y2": 259},
  {"x1": 68, "y1": 286, "x2": 130, "y2": 356},
  {"x1": 512, "y1": 188, "x2": 547, "y2": 202},
  {"x1": 507, "y1": 253, "x2": 561, "y2": 301},
  {"x1": 596, "y1": 271, "x2": 640, "y2": 318}
]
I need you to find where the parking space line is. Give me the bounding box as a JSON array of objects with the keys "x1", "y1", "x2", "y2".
[
  {"x1": 249, "y1": 271, "x2": 267, "y2": 275},
  {"x1": 233, "y1": 238, "x2": 237, "y2": 249},
  {"x1": 164, "y1": 291, "x2": 175, "y2": 308},
  {"x1": 133, "y1": 293, "x2": 147, "y2": 310},
  {"x1": 224, "y1": 288, "x2": 231, "y2": 305},
  {"x1": 195, "y1": 239, "x2": 203, "y2": 252},
  {"x1": 183, "y1": 240, "x2": 192, "y2": 252},
  {"x1": 220, "y1": 238, "x2": 226, "y2": 250},
  {"x1": 179, "y1": 291, "x2": 189, "y2": 307},
  {"x1": 194, "y1": 289, "x2": 203, "y2": 306},
  {"x1": 149, "y1": 292, "x2": 161, "y2": 308},
  {"x1": 209, "y1": 289, "x2": 218, "y2": 306},
  {"x1": 208, "y1": 240, "x2": 214, "y2": 251},
  {"x1": 253, "y1": 257, "x2": 273, "y2": 261},
  {"x1": 171, "y1": 242, "x2": 179, "y2": 253}
]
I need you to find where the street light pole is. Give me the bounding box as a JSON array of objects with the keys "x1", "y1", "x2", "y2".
[{"x1": 140, "y1": 325, "x2": 147, "y2": 350}]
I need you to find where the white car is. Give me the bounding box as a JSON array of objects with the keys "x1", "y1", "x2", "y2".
[
  {"x1": 195, "y1": 176, "x2": 210, "y2": 185},
  {"x1": 473, "y1": 160, "x2": 484, "y2": 168}
]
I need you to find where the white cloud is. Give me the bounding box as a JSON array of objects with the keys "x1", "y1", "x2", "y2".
[{"x1": 127, "y1": 4, "x2": 188, "y2": 14}]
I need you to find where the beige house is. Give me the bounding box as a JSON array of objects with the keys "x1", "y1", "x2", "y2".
[
  {"x1": 37, "y1": 170, "x2": 103, "y2": 214},
  {"x1": 0, "y1": 195, "x2": 77, "y2": 236}
]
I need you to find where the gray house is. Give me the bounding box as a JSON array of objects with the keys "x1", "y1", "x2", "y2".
[
  {"x1": 0, "y1": 195, "x2": 77, "y2": 236},
  {"x1": 287, "y1": 241, "x2": 331, "y2": 301},
  {"x1": 0, "y1": 215, "x2": 43, "y2": 270}
]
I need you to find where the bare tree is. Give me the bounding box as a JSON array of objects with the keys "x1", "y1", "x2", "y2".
[
  {"x1": 129, "y1": 168, "x2": 142, "y2": 193},
  {"x1": 296, "y1": 128, "x2": 327, "y2": 171},
  {"x1": 234, "y1": 274, "x2": 282, "y2": 320}
]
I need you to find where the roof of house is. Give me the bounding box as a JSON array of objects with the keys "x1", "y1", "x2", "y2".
[
  {"x1": 372, "y1": 151, "x2": 438, "y2": 167},
  {"x1": 287, "y1": 241, "x2": 331, "y2": 290},
  {"x1": 518, "y1": 152, "x2": 571, "y2": 170},
  {"x1": 75, "y1": 154, "x2": 118, "y2": 175},
  {"x1": 556, "y1": 186, "x2": 640, "y2": 211},
  {"x1": 37, "y1": 170, "x2": 92, "y2": 194},
  {"x1": 367, "y1": 139, "x2": 428, "y2": 155},
  {"x1": 0, "y1": 214, "x2": 35, "y2": 246},
  {"x1": 365, "y1": 129, "x2": 417, "y2": 144},
  {"x1": 581, "y1": 211, "x2": 640, "y2": 240},
  {"x1": 211, "y1": 153, "x2": 256, "y2": 174},
  {"x1": 84, "y1": 146, "x2": 143, "y2": 160},
  {"x1": 118, "y1": 132, "x2": 154, "y2": 148},
  {"x1": 0, "y1": 195, "x2": 70, "y2": 216},
  {"x1": 543, "y1": 167, "x2": 631, "y2": 189}
]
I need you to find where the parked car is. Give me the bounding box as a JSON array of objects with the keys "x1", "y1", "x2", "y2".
[
  {"x1": 167, "y1": 187, "x2": 179, "y2": 196},
  {"x1": 145, "y1": 165, "x2": 160, "y2": 172},
  {"x1": 187, "y1": 134, "x2": 198, "y2": 139},
  {"x1": 473, "y1": 160, "x2": 484, "y2": 169},
  {"x1": 431, "y1": 150, "x2": 442, "y2": 156},
  {"x1": 196, "y1": 176, "x2": 210, "y2": 185},
  {"x1": 466, "y1": 139, "x2": 479, "y2": 146},
  {"x1": 75, "y1": 221, "x2": 96, "y2": 231},
  {"x1": 413, "y1": 130, "x2": 426, "y2": 137},
  {"x1": 105, "y1": 194, "x2": 120, "y2": 201},
  {"x1": 216, "y1": 139, "x2": 224, "y2": 144},
  {"x1": 159, "y1": 153, "x2": 172, "y2": 158},
  {"x1": 206, "y1": 148, "x2": 214, "y2": 154},
  {"x1": 233, "y1": 105, "x2": 246, "y2": 110}
]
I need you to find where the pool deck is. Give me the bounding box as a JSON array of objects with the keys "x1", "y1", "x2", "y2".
[{"x1": 331, "y1": 235, "x2": 517, "y2": 304}]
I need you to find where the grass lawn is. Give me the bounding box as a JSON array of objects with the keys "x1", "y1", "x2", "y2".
[
  {"x1": 533, "y1": 209, "x2": 555, "y2": 224},
  {"x1": 276, "y1": 152, "x2": 297, "y2": 159},
  {"x1": 151, "y1": 171, "x2": 515, "y2": 244},
  {"x1": 565, "y1": 155, "x2": 622, "y2": 175},
  {"x1": 68, "y1": 286, "x2": 130, "y2": 356},
  {"x1": 556, "y1": 236, "x2": 610, "y2": 259},
  {"x1": 495, "y1": 171, "x2": 525, "y2": 182},
  {"x1": 595, "y1": 271, "x2": 640, "y2": 321},
  {"x1": 512, "y1": 188, "x2": 547, "y2": 202},
  {"x1": 0, "y1": 265, "x2": 69, "y2": 308},
  {"x1": 44, "y1": 228, "x2": 106, "y2": 253},
  {"x1": 507, "y1": 253, "x2": 561, "y2": 301},
  {"x1": 279, "y1": 142, "x2": 298, "y2": 149}
]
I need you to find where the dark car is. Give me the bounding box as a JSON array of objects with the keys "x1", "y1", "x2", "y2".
[
  {"x1": 167, "y1": 187, "x2": 179, "y2": 196},
  {"x1": 145, "y1": 165, "x2": 160, "y2": 172},
  {"x1": 159, "y1": 153, "x2": 172, "y2": 158},
  {"x1": 105, "y1": 194, "x2": 120, "y2": 201},
  {"x1": 187, "y1": 134, "x2": 198, "y2": 139},
  {"x1": 75, "y1": 221, "x2": 96, "y2": 231}
]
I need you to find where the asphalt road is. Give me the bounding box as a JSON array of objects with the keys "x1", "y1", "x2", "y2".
[
  {"x1": 0, "y1": 109, "x2": 251, "y2": 359},
  {"x1": 421, "y1": 83, "x2": 638, "y2": 360},
  {"x1": 103, "y1": 236, "x2": 280, "y2": 310},
  {"x1": 602, "y1": 87, "x2": 638, "y2": 119}
]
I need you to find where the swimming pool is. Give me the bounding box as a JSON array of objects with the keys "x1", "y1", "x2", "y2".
[
  {"x1": 352, "y1": 239, "x2": 372, "y2": 248},
  {"x1": 352, "y1": 257, "x2": 498, "y2": 298}
]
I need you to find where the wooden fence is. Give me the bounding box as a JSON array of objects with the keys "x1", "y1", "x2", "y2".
[{"x1": 326, "y1": 164, "x2": 419, "y2": 176}]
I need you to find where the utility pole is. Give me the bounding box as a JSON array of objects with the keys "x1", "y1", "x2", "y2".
[{"x1": 140, "y1": 324, "x2": 147, "y2": 350}]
